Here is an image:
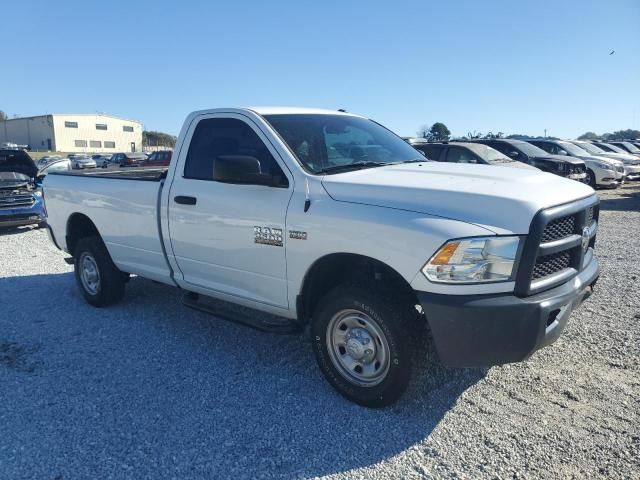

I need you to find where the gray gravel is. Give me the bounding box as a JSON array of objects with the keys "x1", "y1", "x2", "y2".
[{"x1": 1, "y1": 184, "x2": 639, "y2": 479}]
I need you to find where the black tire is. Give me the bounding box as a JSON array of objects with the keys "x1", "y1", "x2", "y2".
[
  {"x1": 73, "y1": 236, "x2": 126, "y2": 307},
  {"x1": 311, "y1": 284, "x2": 418, "y2": 408},
  {"x1": 587, "y1": 169, "x2": 597, "y2": 188}
]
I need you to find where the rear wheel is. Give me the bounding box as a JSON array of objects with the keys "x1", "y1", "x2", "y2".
[
  {"x1": 311, "y1": 284, "x2": 417, "y2": 407},
  {"x1": 74, "y1": 236, "x2": 127, "y2": 307}
]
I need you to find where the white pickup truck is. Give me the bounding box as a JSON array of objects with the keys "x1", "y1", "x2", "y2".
[{"x1": 44, "y1": 107, "x2": 600, "y2": 407}]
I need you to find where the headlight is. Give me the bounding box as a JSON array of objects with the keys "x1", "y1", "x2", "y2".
[
  {"x1": 423, "y1": 236, "x2": 521, "y2": 284},
  {"x1": 33, "y1": 190, "x2": 42, "y2": 197},
  {"x1": 596, "y1": 162, "x2": 613, "y2": 171}
]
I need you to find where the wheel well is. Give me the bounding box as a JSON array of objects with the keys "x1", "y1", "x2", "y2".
[
  {"x1": 298, "y1": 253, "x2": 420, "y2": 323},
  {"x1": 66, "y1": 213, "x2": 100, "y2": 255}
]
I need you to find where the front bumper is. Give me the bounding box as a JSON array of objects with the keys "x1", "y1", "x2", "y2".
[
  {"x1": 0, "y1": 200, "x2": 45, "y2": 227},
  {"x1": 624, "y1": 165, "x2": 640, "y2": 181},
  {"x1": 417, "y1": 253, "x2": 599, "y2": 368}
]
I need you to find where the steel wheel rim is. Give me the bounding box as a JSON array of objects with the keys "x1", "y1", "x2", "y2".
[
  {"x1": 326, "y1": 309, "x2": 391, "y2": 387},
  {"x1": 80, "y1": 252, "x2": 100, "y2": 295}
]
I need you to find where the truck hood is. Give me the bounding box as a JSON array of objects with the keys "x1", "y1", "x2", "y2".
[
  {"x1": 0, "y1": 150, "x2": 38, "y2": 178},
  {"x1": 321, "y1": 163, "x2": 595, "y2": 234}
]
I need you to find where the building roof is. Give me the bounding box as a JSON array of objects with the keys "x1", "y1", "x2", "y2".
[{"x1": 1, "y1": 113, "x2": 142, "y2": 124}]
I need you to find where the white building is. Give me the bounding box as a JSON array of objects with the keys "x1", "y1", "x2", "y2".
[{"x1": 0, "y1": 113, "x2": 143, "y2": 153}]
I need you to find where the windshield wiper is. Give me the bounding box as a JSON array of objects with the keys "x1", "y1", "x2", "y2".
[
  {"x1": 396, "y1": 158, "x2": 429, "y2": 164},
  {"x1": 316, "y1": 161, "x2": 387, "y2": 174}
]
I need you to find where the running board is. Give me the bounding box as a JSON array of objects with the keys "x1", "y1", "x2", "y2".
[{"x1": 181, "y1": 292, "x2": 302, "y2": 334}]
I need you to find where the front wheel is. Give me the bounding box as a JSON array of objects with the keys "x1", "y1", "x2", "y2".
[
  {"x1": 311, "y1": 284, "x2": 417, "y2": 407},
  {"x1": 587, "y1": 169, "x2": 597, "y2": 188}
]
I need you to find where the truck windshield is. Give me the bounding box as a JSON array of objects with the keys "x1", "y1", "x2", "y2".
[{"x1": 264, "y1": 114, "x2": 426, "y2": 174}]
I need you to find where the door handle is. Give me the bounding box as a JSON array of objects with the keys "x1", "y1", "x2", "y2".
[{"x1": 174, "y1": 195, "x2": 197, "y2": 205}]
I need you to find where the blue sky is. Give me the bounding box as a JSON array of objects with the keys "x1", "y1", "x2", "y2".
[{"x1": 2, "y1": 0, "x2": 639, "y2": 138}]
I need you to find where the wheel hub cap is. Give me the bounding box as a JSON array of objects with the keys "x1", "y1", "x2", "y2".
[
  {"x1": 326, "y1": 309, "x2": 391, "y2": 387},
  {"x1": 80, "y1": 253, "x2": 100, "y2": 295}
]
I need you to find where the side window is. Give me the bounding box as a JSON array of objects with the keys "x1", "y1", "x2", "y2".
[
  {"x1": 535, "y1": 142, "x2": 554, "y2": 154},
  {"x1": 489, "y1": 142, "x2": 508, "y2": 155},
  {"x1": 416, "y1": 145, "x2": 443, "y2": 160},
  {"x1": 184, "y1": 118, "x2": 286, "y2": 182},
  {"x1": 446, "y1": 146, "x2": 478, "y2": 163}
]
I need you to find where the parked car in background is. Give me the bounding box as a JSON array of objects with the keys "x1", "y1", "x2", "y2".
[
  {"x1": 69, "y1": 154, "x2": 97, "y2": 169},
  {"x1": 0, "y1": 149, "x2": 46, "y2": 228},
  {"x1": 569, "y1": 141, "x2": 640, "y2": 182},
  {"x1": 91, "y1": 154, "x2": 114, "y2": 168},
  {"x1": 591, "y1": 141, "x2": 636, "y2": 157},
  {"x1": 607, "y1": 141, "x2": 640, "y2": 157},
  {"x1": 143, "y1": 150, "x2": 172, "y2": 167},
  {"x1": 112, "y1": 152, "x2": 147, "y2": 167},
  {"x1": 406, "y1": 140, "x2": 537, "y2": 171},
  {"x1": 526, "y1": 139, "x2": 622, "y2": 187},
  {"x1": 44, "y1": 106, "x2": 600, "y2": 407},
  {"x1": 468, "y1": 138, "x2": 586, "y2": 181}
]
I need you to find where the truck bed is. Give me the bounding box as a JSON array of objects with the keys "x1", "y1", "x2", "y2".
[{"x1": 43, "y1": 169, "x2": 172, "y2": 283}]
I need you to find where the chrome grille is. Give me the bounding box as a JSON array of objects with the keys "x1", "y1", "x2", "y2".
[
  {"x1": 532, "y1": 251, "x2": 571, "y2": 280},
  {"x1": 541, "y1": 215, "x2": 575, "y2": 243},
  {"x1": 0, "y1": 193, "x2": 35, "y2": 208}
]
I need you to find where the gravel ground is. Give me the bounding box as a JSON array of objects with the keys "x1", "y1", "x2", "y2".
[{"x1": 1, "y1": 183, "x2": 639, "y2": 479}]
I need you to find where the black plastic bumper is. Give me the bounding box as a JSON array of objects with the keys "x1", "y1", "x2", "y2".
[{"x1": 417, "y1": 255, "x2": 599, "y2": 368}]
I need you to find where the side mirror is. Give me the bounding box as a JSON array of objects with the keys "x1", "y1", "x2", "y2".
[
  {"x1": 213, "y1": 155, "x2": 281, "y2": 187},
  {"x1": 508, "y1": 151, "x2": 519, "y2": 158},
  {"x1": 558, "y1": 150, "x2": 567, "y2": 156}
]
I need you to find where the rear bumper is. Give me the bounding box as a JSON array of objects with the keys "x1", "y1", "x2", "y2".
[{"x1": 417, "y1": 254, "x2": 599, "y2": 368}]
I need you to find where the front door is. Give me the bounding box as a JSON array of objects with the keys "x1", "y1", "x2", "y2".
[{"x1": 167, "y1": 114, "x2": 293, "y2": 308}]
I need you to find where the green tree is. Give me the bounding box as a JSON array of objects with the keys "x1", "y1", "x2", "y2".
[
  {"x1": 143, "y1": 130, "x2": 177, "y2": 148},
  {"x1": 427, "y1": 122, "x2": 451, "y2": 141},
  {"x1": 0, "y1": 110, "x2": 7, "y2": 121},
  {"x1": 605, "y1": 129, "x2": 640, "y2": 140},
  {"x1": 577, "y1": 131, "x2": 600, "y2": 140}
]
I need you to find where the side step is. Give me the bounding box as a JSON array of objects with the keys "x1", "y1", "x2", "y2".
[{"x1": 182, "y1": 292, "x2": 302, "y2": 334}]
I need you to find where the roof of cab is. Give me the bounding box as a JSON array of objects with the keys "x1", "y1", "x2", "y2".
[{"x1": 247, "y1": 106, "x2": 354, "y2": 116}]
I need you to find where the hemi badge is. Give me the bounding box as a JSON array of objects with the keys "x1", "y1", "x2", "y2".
[{"x1": 289, "y1": 230, "x2": 307, "y2": 240}]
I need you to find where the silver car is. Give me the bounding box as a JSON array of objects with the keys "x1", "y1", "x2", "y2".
[{"x1": 69, "y1": 154, "x2": 97, "y2": 169}]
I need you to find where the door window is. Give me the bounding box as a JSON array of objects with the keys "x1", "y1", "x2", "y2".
[
  {"x1": 416, "y1": 145, "x2": 444, "y2": 161},
  {"x1": 445, "y1": 146, "x2": 478, "y2": 163},
  {"x1": 184, "y1": 118, "x2": 285, "y2": 182}
]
